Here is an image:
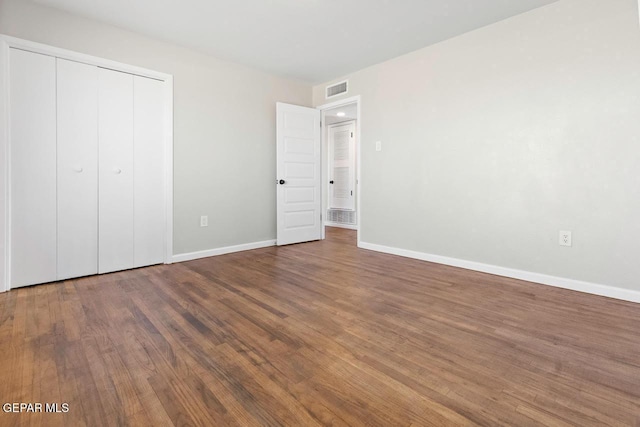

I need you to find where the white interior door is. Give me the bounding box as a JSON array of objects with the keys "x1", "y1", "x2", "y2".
[
  {"x1": 276, "y1": 103, "x2": 321, "y2": 246},
  {"x1": 133, "y1": 75, "x2": 165, "y2": 268},
  {"x1": 57, "y1": 58, "x2": 99, "y2": 280},
  {"x1": 98, "y1": 68, "x2": 134, "y2": 274},
  {"x1": 9, "y1": 48, "x2": 58, "y2": 288},
  {"x1": 328, "y1": 121, "x2": 356, "y2": 211}
]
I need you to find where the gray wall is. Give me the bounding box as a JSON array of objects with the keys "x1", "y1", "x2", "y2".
[
  {"x1": 314, "y1": 0, "x2": 640, "y2": 291},
  {"x1": 4, "y1": 0, "x2": 640, "y2": 293},
  {"x1": 0, "y1": 0, "x2": 311, "y2": 255}
]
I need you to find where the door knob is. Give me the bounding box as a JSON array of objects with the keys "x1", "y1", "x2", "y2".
[
  {"x1": 279, "y1": 179, "x2": 286, "y2": 185},
  {"x1": 114, "y1": 168, "x2": 122, "y2": 174},
  {"x1": 74, "y1": 167, "x2": 83, "y2": 173},
  {"x1": 329, "y1": 180, "x2": 334, "y2": 184}
]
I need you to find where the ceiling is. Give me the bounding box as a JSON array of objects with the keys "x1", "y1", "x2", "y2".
[
  {"x1": 325, "y1": 103, "x2": 358, "y2": 125},
  {"x1": 33, "y1": 0, "x2": 558, "y2": 83}
]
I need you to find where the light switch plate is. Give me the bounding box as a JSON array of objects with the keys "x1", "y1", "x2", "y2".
[{"x1": 375, "y1": 141, "x2": 382, "y2": 151}]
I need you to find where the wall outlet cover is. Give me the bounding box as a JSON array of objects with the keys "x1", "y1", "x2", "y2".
[{"x1": 559, "y1": 230, "x2": 572, "y2": 247}]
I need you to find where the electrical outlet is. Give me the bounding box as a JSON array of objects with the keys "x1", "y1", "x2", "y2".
[
  {"x1": 559, "y1": 230, "x2": 572, "y2": 247},
  {"x1": 200, "y1": 215, "x2": 208, "y2": 227},
  {"x1": 375, "y1": 141, "x2": 382, "y2": 151}
]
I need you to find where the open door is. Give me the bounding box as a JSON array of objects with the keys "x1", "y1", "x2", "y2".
[{"x1": 276, "y1": 102, "x2": 322, "y2": 246}]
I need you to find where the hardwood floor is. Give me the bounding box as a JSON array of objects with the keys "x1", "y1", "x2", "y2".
[{"x1": 1, "y1": 227, "x2": 639, "y2": 426}]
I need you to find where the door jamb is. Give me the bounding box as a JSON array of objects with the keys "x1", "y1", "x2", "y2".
[{"x1": 316, "y1": 95, "x2": 361, "y2": 247}]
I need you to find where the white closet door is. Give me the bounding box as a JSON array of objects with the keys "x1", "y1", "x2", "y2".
[
  {"x1": 57, "y1": 59, "x2": 99, "y2": 280},
  {"x1": 9, "y1": 48, "x2": 57, "y2": 288},
  {"x1": 133, "y1": 76, "x2": 165, "y2": 267},
  {"x1": 328, "y1": 121, "x2": 356, "y2": 210},
  {"x1": 98, "y1": 68, "x2": 134, "y2": 274}
]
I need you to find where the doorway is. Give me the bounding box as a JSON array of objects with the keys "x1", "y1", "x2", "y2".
[{"x1": 317, "y1": 97, "x2": 361, "y2": 245}]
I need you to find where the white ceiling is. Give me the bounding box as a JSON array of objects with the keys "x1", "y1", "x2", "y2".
[
  {"x1": 325, "y1": 103, "x2": 358, "y2": 125},
  {"x1": 33, "y1": 0, "x2": 558, "y2": 83}
]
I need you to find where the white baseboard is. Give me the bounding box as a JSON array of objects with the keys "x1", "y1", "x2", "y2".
[
  {"x1": 358, "y1": 241, "x2": 640, "y2": 304},
  {"x1": 172, "y1": 239, "x2": 276, "y2": 263},
  {"x1": 325, "y1": 222, "x2": 358, "y2": 230}
]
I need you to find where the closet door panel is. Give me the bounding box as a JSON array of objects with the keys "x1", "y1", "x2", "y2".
[
  {"x1": 133, "y1": 76, "x2": 165, "y2": 267},
  {"x1": 9, "y1": 48, "x2": 57, "y2": 288},
  {"x1": 98, "y1": 68, "x2": 134, "y2": 274},
  {"x1": 57, "y1": 59, "x2": 99, "y2": 280}
]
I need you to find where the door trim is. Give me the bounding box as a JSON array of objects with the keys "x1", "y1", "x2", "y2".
[
  {"x1": 0, "y1": 34, "x2": 174, "y2": 292},
  {"x1": 316, "y1": 95, "x2": 361, "y2": 247}
]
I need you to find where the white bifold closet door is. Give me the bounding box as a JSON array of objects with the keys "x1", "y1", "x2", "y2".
[
  {"x1": 133, "y1": 76, "x2": 165, "y2": 267},
  {"x1": 98, "y1": 68, "x2": 165, "y2": 274},
  {"x1": 9, "y1": 48, "x2": 57, "y2": 287},
  {"x1": 98, "y1": 68, "x2": 135, "y2": 274},
  {"x1": 57, "y1": 58, "x2": 99, "y2": 280},
  {"x1": 9, "y1": 48, "x2": 165, "y2": 287}
]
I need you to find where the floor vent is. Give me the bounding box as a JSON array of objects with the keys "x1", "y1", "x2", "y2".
[
  {"x1": 326, "y1": 80, "x2": 348, "y2": 99},
  {"x1": 327, "y1": 209, "x2": 356, "y2": 225}
]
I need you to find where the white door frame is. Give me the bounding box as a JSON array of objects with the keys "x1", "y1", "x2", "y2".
[
  {"x1": 0, "y1": 35, "x2": 174, "y2": 292},
  {"x1": 316, "y1": 95, "x2": 361, "y2": 246}
]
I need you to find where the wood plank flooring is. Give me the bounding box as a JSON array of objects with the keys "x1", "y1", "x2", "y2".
[{"x1": 1, "y1": 227, "x2": 639, "y2": 426}]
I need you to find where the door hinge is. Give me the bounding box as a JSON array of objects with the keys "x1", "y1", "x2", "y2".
[
  {"x1": 351, "y1": 132, "x2": 353, "y2": 138},
  {"x1": 351, "y1": 190, "x2": 353, "y2": 196}
]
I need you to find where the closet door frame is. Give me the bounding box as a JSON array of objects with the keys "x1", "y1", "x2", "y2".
[{"x1": 0, "y1": 35, "x2": 174, "y2": 292}]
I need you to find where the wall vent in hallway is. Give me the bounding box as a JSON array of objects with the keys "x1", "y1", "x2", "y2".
[{"x1": 327, "y1": 209, "x2": 356, "y2": 225}]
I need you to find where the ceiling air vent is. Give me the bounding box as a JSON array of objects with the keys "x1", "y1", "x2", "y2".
[{"x1": 326, "y1": 80, "x2": 348, "y2": 99}]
